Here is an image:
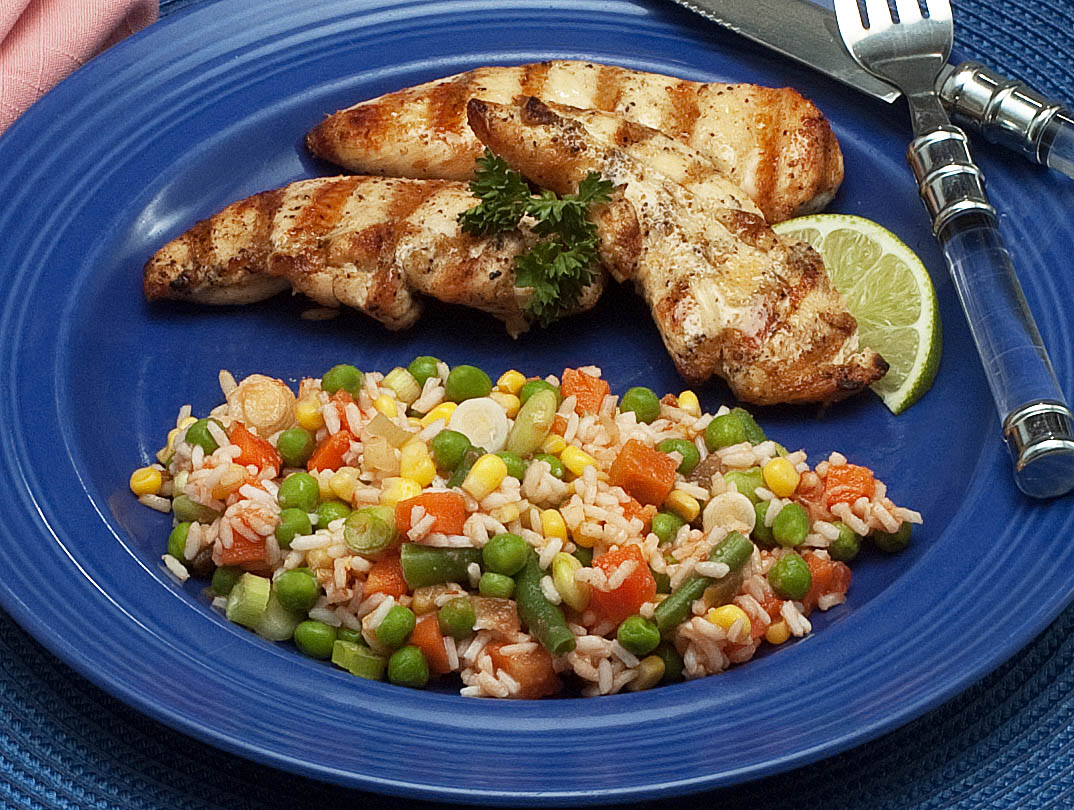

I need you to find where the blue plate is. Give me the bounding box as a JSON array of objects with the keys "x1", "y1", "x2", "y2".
[{"x1": 1, "y1": 0, "x2": 1072, "y2": 803}]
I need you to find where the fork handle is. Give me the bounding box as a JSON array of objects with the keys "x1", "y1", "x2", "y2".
[{"x1": 907, "y1": 126, "x2": 1074, "y2": 498}]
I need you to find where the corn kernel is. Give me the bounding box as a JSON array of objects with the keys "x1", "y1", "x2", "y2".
[
  {"x1": 373, "y1": 394, "x2": 400, "y2": 418},
  {"x1": 491, "y1": 503, "x2": 521, "y2": 524},
  {"x1": 420, "y1": 401, "x2": 457, "y2": 427},
  {"x1": 539, "y1": 433, "x2": 567, "y2": 455},
  {"x1": 677, "y1": 390, "x2": 701, "y2": 417},
  {"x1": 627, "y1": 655, "x2": 666, "y2": 691},
  {"x1": 664, "y1": 490, "x2": 701, "y2": 522},
  {"x1": 315, "y1": 470, "x2": 334, "y2": 500},
  {"x1": 572, "y1": 523, "x2": 600, "y2": 548},
  {"x1": 330, "y1": 466, "x2": 360, "y2": 502},
  {"x1": 210, "y1": 463, "x2": 248, "y2": 500},
  {"x1": 765, "y1": 619, "x2": 791, "y2": 645},
  {"x1": 540, "y1": 509, "x2": 569, "y2": 541},
  {"x1": 461, "y1": 453, "x2": 508, "y2": 501},
  {"x1": 400, "y1": 441, "x2": 437, "y2": 487},
  {"x1": 560, "y1": 446, "x2": 597, "y2": 477},
  {"x1": 129, "y1": 466, "x2": 162, "y2": 496},
  {"x1": 706, "y1": 604, "x2": 751, "y2": 638},
  {"x1": 551, "y1": 552, "x2": 590, "y2": 611},
  {"x1": 496, "y1": 370, "x2": 526, "y2": 395},
  {"x1": 762, "y1": 457, "x2": 801, "y2": 498},
  {"x1": 295, "y1": 396, "x2": 325, "y2": 431},
  {"x1": 306, "y1": 548, "x2": 332, "y2": 570},
  {"x1": 407, "y1": 416, "x2": 422, "y2": 427},
  {"x1": 489, "y1": 391, "x2": 521, "y2": 419},
  {"x1": 379, "y1": 476, "x2": 423, "y2": 506}
]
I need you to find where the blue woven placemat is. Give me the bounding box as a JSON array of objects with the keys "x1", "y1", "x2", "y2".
[{"x1": 3, "y1": 0, "x2": 1074, "y2": 807}]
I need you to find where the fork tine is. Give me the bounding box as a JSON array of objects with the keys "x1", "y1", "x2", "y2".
[
  {"x1": 863, "y1": 0, "x2": 895, "y2": 30},
  {"x1": 923, "y1": 0, "x2": 952, "y2": 21},
  {"x1": 894, "y1": 0, "x2": 922, "y2": 23}
]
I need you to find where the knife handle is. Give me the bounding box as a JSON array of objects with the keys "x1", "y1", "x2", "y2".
[
  {"x1": 938, "y1": 61, "x2": 1074, "y2": 180},
  {"x1": 907, "y1": 126, "x2": 1074, "y2": 498}
]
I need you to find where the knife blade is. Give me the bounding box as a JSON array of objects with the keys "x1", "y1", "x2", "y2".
[{"x1": 667, "y1": 0, "x2": 1074, "y2": 179}]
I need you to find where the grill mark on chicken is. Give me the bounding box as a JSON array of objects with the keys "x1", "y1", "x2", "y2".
[
  {"x1": 594, "y1": 63, "x2": 624, "y2": 111},
  {"x1": 665, "y1": 80, "x2": 701, "y2": 142},
  {"x1": 429, "y1": 76, "x2": 472, "y2": 134},
  {"x1": 519, "y1": 62, "x2": 550, "y2": 98}
]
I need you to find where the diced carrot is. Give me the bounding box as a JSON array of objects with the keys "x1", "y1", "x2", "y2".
[
  {"x1": 330, "y1": 390, "x2": 359, "y2": 433},
  {"x1": 824, "y1": 464, "x2": 876, "y2": 508},
  {"x1": 560, "y1": 368, "x2": 610, "y2": 415},
  {"x1": 608, "y1": 438, "x2": 677, "y2": 506},
  {"x1": 487, "y1": 642, "x2": 561, "y2": 699},
  {"x1": 552, "y1": 414, "x2": 568, "y2": 436},
  {"x1": 800, "y1": 551, "x2": 851, "y2": 614},
  {"x1": 363, "y1": 554, "x2": 409, "y2": 599},
  {"x1": 395, "y1": 492, "x2": 468, "y2": 536},
  {"x1": 620, "y1": 495, "x2": 656, "y2": 535},
  {"x1": 307, "y1": 429, "x2": 354, "y2": 472},
  {"x1": 660, "y1": 393, "x2": 678, "y2": 407},
  {"x1": 589, "y1": 544, "x2": 657, "y2": 625},
  {"x1": 229, "y1": 421, "x2": 282, "y2": 473},
  {"x1": 216, "y1": 532, "x2": 268, "y2": 568},
  {"x1": 410, "y1": 613, "x2": 452, "y2": 676}
]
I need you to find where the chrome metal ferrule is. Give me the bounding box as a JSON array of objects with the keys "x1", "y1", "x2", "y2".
[
  {"x1": 1003, "y1": 400, "x2": 1074, "y2": 499},
  {"x1": 938, "y1": 61, "x2": 1065, "y2": 165},
  {"x1": 906, "y1": 126, "x2": 995, "y2": 236}
]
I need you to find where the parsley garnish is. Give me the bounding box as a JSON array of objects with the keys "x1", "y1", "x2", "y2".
[{"x1": 458, "y1": 150, "x2": 613, "y2": 327}]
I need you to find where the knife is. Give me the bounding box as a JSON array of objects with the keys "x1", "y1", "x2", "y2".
[{"x1": 668, "y1": 0, "x2": 1074, "y2": 179}]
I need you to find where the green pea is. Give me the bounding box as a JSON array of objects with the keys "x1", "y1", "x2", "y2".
[
  {"x1": 731, "y1": 407, "x2": 766, "y2": 445},
  {"x1": 829, "y1": 521, "x2": 861, "y2": 561},
  {"x1": 767, "y1": 553, "x2": 812, "y2": 600},
  {"x1": 495, "y1": 451, "x2": 527, "y2": 481},
  {"x1": 617, "y1": 615, "x2": 661, "y2": 656},
  {"x1": 478, "y1": 572, "x2": 515, "y2": 599},
  {"x1": 322, "y1": 364, "x2": 363, "y2": 396},
  {"x1": 445, "y1": 364, "x2": 492, "y2": 402},
  {"x1": 871, "y1": 521, "x2": 912, "y2": 553},
  {"x1": 572, "y1": 546, "x2": 593, "y2": 566},
  {"x1": 277, "y1": 428, "x2": 315, "y2": 468},
  {"x1": 620, "y1": 386, "x2": 661, "y2": 423},
  {"x1": 275, "y1": 507, "x2": 312, "y2": 548},
  {"x1": 534, "y1": 453, "x2": 565, "y2": 479},
  {"x1": 316, "y1": 500, "x2": 351, "y2": 527},
  {"x1": 705, "y1": 413, "x2": 747, "y2": 449},
  {"x1": 407, "y1": 355, "x2": 442, "y2": 387},
  {"x1": 185, "y1": 418, "x2": 222, "y2": 454},
  {"x1": 172, "y1": 494, "x2": 220, "y2": 524},
  {"x1": 337, "y1": 627, "x2": 362, "y2": 645},
  {"x1": 651, "y1": 511, "x2": 685, "y2": 545},
  {"x1": 518, "y1": 379, "x2": 559, "y2": 406},
  {"x1": 168, "y1": 522, "x2": 191, "y2": 561},
  {"x1": 430, "y1": 429, "x2": 472, "y2": 471},
  {"x1": 275, "y1": 569, "x2": 320, "y2": 614},
  {"x1": 376, "y1": 605, "x2": 416, "y2": 649},
  {"x1": 211, "y1": 566, "x2": 242, "y2": 597},
  {"x1": 482, "y1": 532, "x2": 528, "y2": 576},
  {"x1": 277, "y1": 472, "x2": 319, "y2": 512},
  {"x1": 772, "y1": 502, "x2": 810, "y2": 547},
  {"x1": 724, "y1": 467, "x2": 765, "y2": 503},
  {"x1": 293, "y1": 620, "x2": 337, "y2": 660},
  {"x1": 752, "y1": 501, "x2": 775, "y2": 548},
  {"x1": 438, "y1": 597, "x2": 476, "y2": 639},
  {"x1": 387, "y1": 645, "x2": 430, "y2": 688},
  {"x1": 657, "y1": 438, "x2": 700, "y2": 475},
  {"x1": 655, "y1": 641, "x2": 684, "y2": 682}
]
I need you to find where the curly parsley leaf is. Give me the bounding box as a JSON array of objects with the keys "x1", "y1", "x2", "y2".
[{"x1": 457, "y1": 151, "x2": 533, "y2": 235}]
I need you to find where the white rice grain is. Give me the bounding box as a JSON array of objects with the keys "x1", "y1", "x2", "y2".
[
  {"x1": 693, "y1": 561, "x2": 730, "y2": 579},
  {"x1": 781, "y1": 601, "x2": 812, "y2": 637},
  {"x1": 308, "y1": 607, "x2": 342, "y2": 627},
  {"x1": 598, "y1": 658, "x2": 613, "y2": 695},
  {"x1": 218, "y1": 370, "x2": 238, "y2": 396},
  {"x1": 445, "y1": 636, "x2": 460, "y2": 671},
  {"x1": 138, "y1": 494, "x2": 172, "y2": 513},
  {"x1": 610, "y1": 641, "x2": 639, "y2": 668},
  {"x1": 162, "y1": 554, "x2": 189, "y2": 582},
  {"x1": 817, "y1": 592, "x2": 847, "y2": 611},
  {"x1": 467, "y1": 562, "x2": 482, "y2": 589},
  {"x1": 540, "y1": 575, "x2": 562, "y2": 605}
]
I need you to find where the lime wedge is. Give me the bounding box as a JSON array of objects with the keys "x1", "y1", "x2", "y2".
[{"x1": 772, "y1": 214, "x2": 941, "y2": 414}]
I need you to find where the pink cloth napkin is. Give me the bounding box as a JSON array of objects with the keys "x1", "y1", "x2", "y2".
[{"x1": 0, "y1": 0, "x2": 158, "y2": 134}]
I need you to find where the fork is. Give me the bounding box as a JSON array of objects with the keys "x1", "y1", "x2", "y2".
[{"x1": 834, "y1": 0, "x2": 1074, "y2": 498}]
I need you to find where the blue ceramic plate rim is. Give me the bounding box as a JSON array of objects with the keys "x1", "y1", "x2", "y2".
[{"x1": 1, "y1": 0, "x2": 1073, "y2": 804}]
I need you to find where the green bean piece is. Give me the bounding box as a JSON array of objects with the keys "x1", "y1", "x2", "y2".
[
  {"x1": 275, "y1": 507, "x2": 312, "y2": 549},
  {"x1": 767, "y1": 553, "x2": 812, "y2": 600},
  {"x1": 752, "y1": 501, "x2": 775, "y2": 548},
  {"x1": 772, "y1": 502, "x2": 810, "y2": 547},
  {"x1": 375, "y1": 605, "x2": 416, "y2": 649},
  {"x1": 505, "y1": 388, "x2": 557, "y2": 457},
  {"x1": 321, "y1": 364, "x2": 363, "y2": 396},
  {"x1": 445, "y1": 364, "x2": 492, "y2": 402},
  {"x1": 620, "y1": 386, "x2": 661, "y2": 423},
  {"x1": 399, "y1": 544, "x2": 483, "y2": 589},
  {"x1": 518, "y1": 379, "x2": 559, "y2": 406},
  {"x1": 730, "y1": 407, "x2": 766, "y2": 444},
  {"x1": 315, "y1": 499, "x2": 351, "y2": 527},
  {"x1": 495, "y1": 450, "x2": 527, "y2": 481},
  {"x1": 185, "y1": 418, "x2": 222, "y2": 454},
  {"x1": 651, "y1": 511, "x2": 685, "y2": 545},
  {"x1": 167, "y1": 522, "x2": 191, "y2": 561},
  {"x1": 653, "y1": 532, "x2": 754, "y2": 635},
  {"x1": 211, "y1": 565, "x2": 242, "y2": 597},
  {"x1": 277, "y1": 472, "x2": 319, "y2": 512},
  {"x1": 572, "y1": 546, "x2": 593, "y2": 566},
  {"x1": 657, "y1": 438, "x2": 700, "y2": 475},
  {"x1": 293, "y1": 620, "x2": 337, "y2": 659},
  {"x1": 387, "y1": 645, "x2": 430, "y2": 688},
  {"x1": 705, "y1": 413, "x2": 747, "y2": 450},
  {"x1": 277, "y1": 428, "x2": 315, "y2": 468},
  {"x1": 336, "y1": 627, "x2": 362, "y2": 645},
  {"x1": 534, "y1": 453, "x2": 565, "y2": 479},
  {"x1": 482, "y1": 532, "x2": 529, "y2": 576},
  {"x1": 724, "y1": 467, "x2": 765, "y2": 503},
  {"x1": 871, "y1": 521, "x2": 912, "y2": 553},
  {"x1": 332, "y1": 640, "x2": 386, "y2": 680},
  {"x1": 343, "y1": 506, "x2": 399, "y2": 559},
  {"x1": 479, "y1": 572, "x2": 515, "y2": 598},
  {"x1": 828, "y1": 521, "x2": 861, "y2": 561},
  {"x1": 430, "y1": 429, "x2": 472, "y2": 471},
  {"x1": 407, "y1": 355, "x2": 442, "y2": 387},
  {"x1": 446, "y1": 445, "x2": 486, "y2": 488},
  {"x1": 651, "y1": 568, "x2": 672, "y2": 594},
  {"x1": 617, "y1": 615, "x2": 661, "y2": 656},
  {"x1": 513, "y1": 553, "x2": 576, "y2": 656},
  {"x1": 437, "y1": 597, "x2": 476, "y2": 639},
  {"x1": 172, "y1": 495, "x2": 221, "y2": 524},
  {"x1": 274, "y1": 569, "x2": 320, "y2": 614},
  {"x1": 702, "y1": 568, "x2": 746, "y2": 608},
  {"x1": 655, "y1": 642, "x2": 685, "y2": 682}
]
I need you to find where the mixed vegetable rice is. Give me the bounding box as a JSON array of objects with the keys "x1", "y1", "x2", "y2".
[{"x1": 131, "y1": 359, "x2": 921, "y2": 697}]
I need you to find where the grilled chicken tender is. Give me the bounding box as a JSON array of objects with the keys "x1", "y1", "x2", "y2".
[
  {"x1": 468, "y1": 97, "x2": 886, "y2": 404},
  {"x1": 143, "y1": 175, "x2": 605, "y2": 336},
  {"x1": 305, "y1": 61, "x2": 844, "y2": 223}
]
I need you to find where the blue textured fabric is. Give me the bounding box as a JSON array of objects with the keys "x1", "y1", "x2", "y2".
[{"x1": 2, "y1": 0, "x2": 1073, "y2": 807}]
